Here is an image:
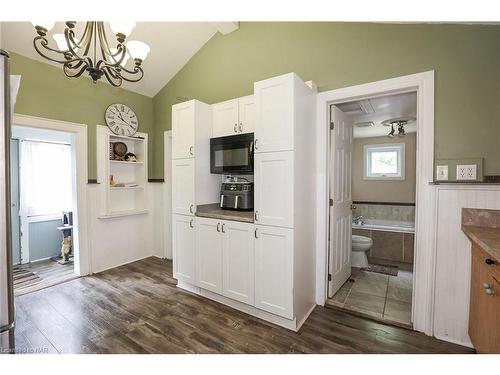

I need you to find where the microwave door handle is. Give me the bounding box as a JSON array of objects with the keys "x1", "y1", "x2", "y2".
[
  {"x1": 220, "y1": 194, "x2": 225, "y2": 208},
  {"x1": 234, "y1": 195, "x2": 239, "y2": 209}
]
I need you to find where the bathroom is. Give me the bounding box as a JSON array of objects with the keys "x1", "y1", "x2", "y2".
[{"x1": 328, "y1": 92, "x2": 417, "y2": 327}]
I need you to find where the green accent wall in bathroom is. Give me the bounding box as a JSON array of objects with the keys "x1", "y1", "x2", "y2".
[
  {"x1": 152, "y1": 22, "x2": 500, "y2": 179},
  {"x1": 9, "y1": 52, "x2": 154, "y2": 180}
]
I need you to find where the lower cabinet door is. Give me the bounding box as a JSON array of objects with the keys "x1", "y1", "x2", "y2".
[
  {"x1": 172, "y1": 214, "x2": 196, "y2": 284},
  {"x1": 222, "y1": 220, "x2": 255, "y2": 305},
  {"x1": 254, "y1": 225, "x2": 294, "y2": 319},
  {"x1": 195, "y1": 217, "x2": 223, "y2": 294}
]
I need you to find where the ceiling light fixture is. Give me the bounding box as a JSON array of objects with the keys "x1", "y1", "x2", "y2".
[
  {"x1": 388, "y1": 123, "x2": 395, "y2": 138},
  {"x1": 31, "y1": 21, "x2": 150, "y2": 87}
]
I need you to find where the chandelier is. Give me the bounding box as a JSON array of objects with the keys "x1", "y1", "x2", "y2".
[{"x1": 31, "y1": 21, "x2": 150, "y2": 87}]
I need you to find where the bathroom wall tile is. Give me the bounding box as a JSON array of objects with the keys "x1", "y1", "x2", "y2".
[
  {"x1": 403, "y1": 233, "x2": 415, "y2": 264},
  {"x1": 354, "y1": 203, "x2": 415, "y2": 222},
  {"x1": 344, "y1": 290, "x2": 385, "y2": 319},
  {"x1": 370, "y1": 231, "x2": 404, "y2": 262}
]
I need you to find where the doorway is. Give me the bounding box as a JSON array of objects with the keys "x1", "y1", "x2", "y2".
[{"x1": 326, "y1": 92, "x2": 417, "y2": 328}]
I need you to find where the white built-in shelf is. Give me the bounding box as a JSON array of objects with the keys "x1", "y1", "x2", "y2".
[
  {"x1": 109, "y1": 160, "x2": 144, "y2": 165},
  {"x1": 98, "y1": 209, "x2": 149, "y2": 220},
  {"x1": 110, "y1": 186, "x2": 144, "y2": 190},
  {"x1": 109, "y1": 133, "x2": 145, "y2": 143}
]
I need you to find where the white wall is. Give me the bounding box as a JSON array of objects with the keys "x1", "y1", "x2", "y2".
[
  {"x1": 87, "y1": 182, "x2": 165, "y2": 274},
  {"x1": 433, "y1": 185, "x2": 500, "y2": 347}
]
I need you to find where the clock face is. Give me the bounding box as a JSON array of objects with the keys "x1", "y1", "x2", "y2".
[{"x1": 105, "y1": 103, "x2": 139, "y2": 137}]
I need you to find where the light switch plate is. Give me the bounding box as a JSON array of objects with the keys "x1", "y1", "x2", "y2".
[
  {"x1": 456, "y1": 164, "x2": 477, "y2": 180},
  {"x1": 436, "y1": 165, "x2": 449, "y2": 181}
]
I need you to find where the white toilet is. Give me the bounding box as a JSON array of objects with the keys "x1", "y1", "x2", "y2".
[{"x1": 351, "y1": 235, "x2": 373, "y2": 268}]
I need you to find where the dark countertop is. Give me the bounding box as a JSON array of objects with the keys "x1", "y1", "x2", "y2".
[
  {"x1": 462, "y1": 225, "x2": 500, "y2": 263},
  {"x1": 195, "y1": 203, "x2": 254, "y2": 223}
]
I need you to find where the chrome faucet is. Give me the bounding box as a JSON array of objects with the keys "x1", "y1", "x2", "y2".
[{"x1": 353, "y1": 215, "x2": 365, "y2": 225}]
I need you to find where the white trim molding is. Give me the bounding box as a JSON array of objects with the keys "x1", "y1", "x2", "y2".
[
  {"x1": 12, "y1": 114, "x2": 90, "y2": 276},
  {"x1": 315, "y1": 71, "x2": 436, "y2": 336}
]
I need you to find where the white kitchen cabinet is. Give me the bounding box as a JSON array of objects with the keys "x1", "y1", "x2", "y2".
[
  {"x1": 212, "y1": 99, "x2": 239, "y2": 137},
  {"x1": 254, "y1": 151, "x2": 294, "y2": 228},
  {"x1": 212, "y1": 95, "x2": 255, "y2": 137},
  {"x1": 222, "y1": 220, "x2": 255, "y2": 305},
  {"x1": 195, "y1": 217, "x2": 223, "y2": 293},
  {"x1": 172, "y1": 214, "x2": 196, "y2": 284},
  {"x1": 172, "y1": 100, "x2": 195, "y2": 159},
  {"x1": 254, "y1": 74, "x2": 294, "y2": 153},
  {"x1": 254, "y1": 225, "x2": 294, "y2": 319},
  {"x1": 172, "y1": 158, "x2": 195, "y2": 216},
  {"x1": 237, "y1": 95, "x2": 255, "y2": 134}
]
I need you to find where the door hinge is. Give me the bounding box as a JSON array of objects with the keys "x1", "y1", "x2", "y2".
[
  {"x1": 330, "y1": 122, "x2": 334, "y2": 130},
  {"x1": 329, "y1": 198, "x2": 333, "y2": 206},
  {"x1": 328, "y1": 274, "x2": 332, "y2": 281}
]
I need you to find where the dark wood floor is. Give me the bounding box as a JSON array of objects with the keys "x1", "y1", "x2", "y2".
[{"x1": 14, "y1": 257, "x2": 474, "y2": 354}]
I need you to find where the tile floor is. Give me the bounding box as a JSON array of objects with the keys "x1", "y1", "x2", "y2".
[{"x1": 328, "y1": 267, "x2": 413, "y2": 327}]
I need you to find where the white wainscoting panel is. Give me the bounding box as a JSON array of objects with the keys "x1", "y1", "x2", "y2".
[{"x1": 433, "y1": 185, "x2": 500, "y2": 347}]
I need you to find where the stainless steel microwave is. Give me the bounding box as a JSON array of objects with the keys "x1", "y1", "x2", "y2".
[{"x1": 210, "y1": 133, "x2": 254, "y2": 175}]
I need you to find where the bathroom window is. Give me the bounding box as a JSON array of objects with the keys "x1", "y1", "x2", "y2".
[{"x1": 364, "y1": 143, "x2": 405, "y2": 180}]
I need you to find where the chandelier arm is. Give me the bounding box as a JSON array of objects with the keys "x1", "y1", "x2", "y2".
[
  {"x1": 63, "y1": 62, "x2": 88, "y2": 78},
  {"x1": 97, "y1": 23, "x2": 127, "y2": 68},
  {"x1": 33, "y1": 37, "x2": 84, "y2": 65},
  {"x1": 79, "y1": 22, "x2": 94, "y2": 58},
  {"x1": 63, "y1": 29, "x2": 87, "y2": 62},
  {"x1": 101, "y1": 66, "x2": 122, "y2": 87},
  {"x1": 119, "y1": 66, "x2": 144, "y2": 83}
]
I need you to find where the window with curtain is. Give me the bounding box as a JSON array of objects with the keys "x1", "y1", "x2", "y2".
[{"x1": 20, "y1": 140, "x2": 73, "y2": 217}]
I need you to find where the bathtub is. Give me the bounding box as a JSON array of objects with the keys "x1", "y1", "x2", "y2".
[{"x1": 352, "y1": 218, "x2": 415, "y2": 234}]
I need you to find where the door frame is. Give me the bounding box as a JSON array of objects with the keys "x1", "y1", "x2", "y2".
[
  {"x1": 163, "y1": 130, "x2": 172, "y2": 259},
  {"x1": 316, "y1": 71, "x2": 436, "y2": 336},
  {"x1": 12, "y1": 114, "x2": 90, "y2": 276}
]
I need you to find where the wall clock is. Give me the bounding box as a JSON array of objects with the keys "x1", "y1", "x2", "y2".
[{"x1": 105, "y1": 103, "x2": 139, "y2": 137}]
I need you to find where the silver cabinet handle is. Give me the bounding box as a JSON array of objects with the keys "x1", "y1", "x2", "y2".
[
  {"x1": 221, "y1": 223, "x2": 226, "y2": 233},
  {"x1": 485, "y1": 288, "x2": 495, "y2": 295},
  {"x1": 254, "y1": 228, "x2": 258, "y2": 239},
  {"x1": 254, "y1": 139, "x2": 259, "y2": 150},
  {"x1": 189, "y1": 146, "x2": 194, "y2": 156},
  {"x1": 234, "y1": 123, "x2": 238, "y2": 133},
  {"x1": 254, "y1": 210, "x2": 259, "y2": 222},
  {"x1": 217, "y1": 222, "x2": 221, "y2": 232},
  {"x1": 239, "y1": 123, "x2": 243, "y2": 132},
  {"x1": 189, "y1": 219, "x2": 194, "y2": 228},
  {"x1": 189, "y1": 204, "x2": 195, "y2": 214}
]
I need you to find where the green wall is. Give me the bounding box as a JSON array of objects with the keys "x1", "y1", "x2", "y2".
[
  {"x1": 152, "y1": 22, "x2": 500, "y2": 178},
  {"x1": 10, "y1": 53, "x2": 154, "y2": 180}
]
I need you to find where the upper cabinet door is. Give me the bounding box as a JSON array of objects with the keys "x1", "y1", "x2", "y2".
[
  {"x1": 172, "y1": 214, "x2": 196, "y2": 284},
  {"x1": 212, "y1": 99, "x2": 239, "y2": 138},
  {"x1": 254, "y1": 151, "x2": 294, "y2": 228},
  {"x1": 254, "y1": 225, "x2": 293, "y2": 319},
  {"x1": 222, "y1": 220, "x2": 255, "y2": 305},
  {"x1": 195, "y1": 217, "x2": 223, "y2": 294},
  {"x1": 172, "y1": 101, "x2": 195, "y2": 159},
  {"x1": 238, "y1": 95, "x2": 255, "y2": 134},
  {"x1": 172, "y1": 158, "x2": 195, "y2": 216},
  {"x1": 254, "y1": 74, "x2": 294, "y2": 153}
]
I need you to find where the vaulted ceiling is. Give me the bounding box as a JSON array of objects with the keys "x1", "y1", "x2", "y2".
[{"x1": 0, "y1": 22, "x2": 238, "y2": 97}]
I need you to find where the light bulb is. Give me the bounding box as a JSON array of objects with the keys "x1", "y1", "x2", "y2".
[
  {"x1": 110, "y1": 21, "x2": 136, "y2": 37},
  {"x1": 31, "y1": 20, "x2": 55, "y2": 31},
  {"x1": 110, "y1": 48, "x2": 129, "y2": 67},
  {"x1": 53, "y1": 34, "x2": 79, "y2": 52},
  {"x1": 126, "y1": 40, "x2": 150, "y2": 61}
]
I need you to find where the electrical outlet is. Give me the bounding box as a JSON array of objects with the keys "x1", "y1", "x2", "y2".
[
  {"x1": 436, "y1": 165, "x2": 448, "y2": 181},
  {"x1": 456, "y1": 164, "x2": 477, "y2": 181}
]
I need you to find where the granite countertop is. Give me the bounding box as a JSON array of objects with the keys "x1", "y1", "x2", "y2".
[
  {"x1": 461, "y1": 208, "x2": 500, "y2": 262},
  {"x1": 462, "y1": 225, "x2": 500, "y2": 263},
  {"x1": 195, "y1": 203, "x2": 254, "y2": 223}
]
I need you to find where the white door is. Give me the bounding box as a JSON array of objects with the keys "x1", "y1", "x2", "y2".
[
  {"x1": 328, "y1": 105, "x2": 353, "y2": 298},
  {"x1": 212, "y1": 99, "x2": 239, "y2": 137},
  {"x1": 172, "y1": 214, "x2": 196, "y2": 284},
  {"x1": 195, "y1": 217, "x2": 223, "y2": 294},
  {"x1": 254, "y1": 74, "x2": 294, "y2": 153},
  {"x1": 222, "y1": 220, "x2": 254, "y2": 304},
  {"x1": 172, "y1": 101, "x2": 195, "y2": 159},
  {"x1": 254, "y1": 151, "x2": 293, "y2": 228},
  {"x1": 237, "y1": 95, "x2": 255, "y2": 134},
  {"x1": 172, "y1": 158, "x2": 195, "y2": 216},
  {"x1": 254, "y1": 225, "x2": 293, "y2": 319}
]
